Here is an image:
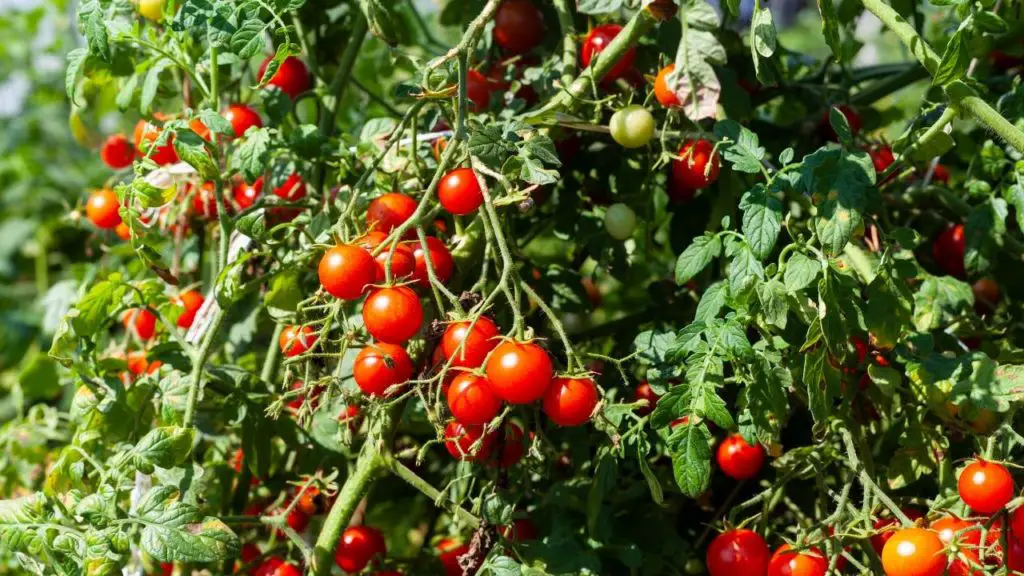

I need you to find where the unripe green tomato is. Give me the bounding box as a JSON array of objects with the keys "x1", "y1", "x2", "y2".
[
  {"x1": 608, "y1": 105, "x2": 655, "y2": 149},
  {"x1": 604, "y1": 203, "x2": 637, "y2": 240},
  {"x1": 684, "y1": 558, "x2": 704, "y2": 574}
]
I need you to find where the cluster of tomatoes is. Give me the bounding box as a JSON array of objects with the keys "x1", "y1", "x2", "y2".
[{"x1": 705, "y1": 460, "x2": 1023, "y2": 576}]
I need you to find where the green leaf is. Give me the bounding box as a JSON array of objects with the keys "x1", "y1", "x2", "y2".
[
  {"x1": 231, "y1": 18, "x2": 267, "y2": 59},
  {"x1": 744, "y1": 356, "x2": 791, "y2": 444},
  {"x1": 864, "y1": 271, "x2": 910, "y2": 349},
  {"x1": 0, "y1": 494, "x2": 48, "y2": 555},
  {"x1": 576, "y1": 0, "x2": 623, "y2": 13},
  {"x1": 66, "y1": 48, "x2": 88, "y2": 104},
  {"x1": 359, "y1": 0, "x2": 403, "y2": 45},
  {"x1": 519, "y1": 156, "x2": 559, "y2": 186},
  {"x1": 131, "y1": 426, "x2": 195, "y2": 473},
  {"x1": 70, "y1": 277, "x2": 130, "y2": 336},
  {"x1": 964, "y1": 198, "x2": 1007, "y2": 276},
  {"x1": 802, "y1": 149, "x2": 870, "y2": 255},
  {"x1": 173, "y1": 130, "x2": 219, "y2": 180},
  {"x1": 265, "y1": 270, "x2": 303, "y2": 312},
  {"x1": 756, "y1": 280, "x2": 788, "y2": 329},
  {"x1": 739, "y1": 184, "x2": 782, "y2": 259},
  {"x1": 784, "y1": 252, "x2": 820, "y2": 292},
  {"x1": 675, "y1": 234, "x2": 721, "y2": 284},
  {"x1": 695, "y1": 281, "x2": 727, "y2": 322},
  {"x1": 669, "y1": 422, "x2": 713, "y2": 497},
  {"x1": 636, "y1": 448, "x2": 665, "y2": 506},
  {"x1": 18, "y1": 354, "x2": 62, "y2": 402},
  {"x1": 233, "y1": 127, "x2": 273, "y2": 182},
  {"x1": 141, "y1": 59, "x2": 171, "y2": 116},
  {"x1": 950, "y1": 355, "x2": 1024, "y2": 413},
  {"x1": 714, "y1": 120, "x2": 766, "y2": 174},
  {"x1": 868, "y1": 363, "x2": 902, "y2": 397},
  {"x1": 85, "y1": 10, "x2": 110, "y2": 61},
  {"x1": 726, "y1": 242, "x2": 764, "y2": 295},
  {"x1": 817, "y1": 0, "x2": 842, "y2": 61},
  {"x1": 130, "y1": 177, "x2": 176, "y2": 209},
  {"x1": 913, "y1": 275, "x2": 973, "y2": 331},
  {"x1": 933, "y1": 28, "x2": 970, "y2": 87},
  {"x1": 468, "y1": 124, "x2": 511, "y2": 168},
  {"x1": 669, "y1": 3, "x2": 726, "y2": 121},
  {"x1": 196, "y1": 109, "x2": 234, "y2": 137},
  {"x1": 750, "y1": 5, "x2": 777, "y2": 84},
  {"x1": 140, "y1": 513, "x2": 239, "y2": 563}
]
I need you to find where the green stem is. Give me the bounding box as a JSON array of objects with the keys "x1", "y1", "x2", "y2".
[
  {"x1": 311, "y1": 440, "x2": 385, "y2": 576},
  {"x1": 456, "y1": 51, "x2": 469, "y2": 141},
  {"x1": 879, "y1": 106, "x2": 956, "y2": 182},
  {"x1": 261, "y1": 323, "x2": 285, "y2": 384},
  {"x1": 552, "y1": 0, "x2": 578, "y2": 88},
  {"x1": 385, "y1": 456, "x2": 481, "y2": 528},
  {"x1": 182, "y1": 307, "x2": 226, "y2": 428},
  {"x1": 426, "y1": 0, "x2": 502, "y2": 71},
  {"x1": 849, "y1": 65, "x2": 929, "y2": 106},
  {"x1": 210, "y1": 46, "x2": 219, "y2": 111}
]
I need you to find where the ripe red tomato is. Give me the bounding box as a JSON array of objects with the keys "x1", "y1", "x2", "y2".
[
  {"x1": 223, "y1": 104, "x2": 263, "y2": 138},
  {"x1": 958, "y1": 459, "x2": 1014, "y2": 514},
  {"x1": 881, "y1": 528, "x2": 946, "y2": 576},
  {"x1": 933, "y1": 163, "x2": 950, "y2": 184},
  {"x1": 409, "y1": 236, "x2": 454, "y2": 286},
  {"x1": 353, "y1": 342, "x2": 413, "y2": 397},
  {"x1": 869, "y1": 145, "x2": 895, "y2": 176},
  {"x1": 189, "y1": 118, "x2": 211, "y2": 141},
  {"x1": 279, "y1": 325, "x2": 316, "y2": 357},
  {"x1": 273, "y1": 505, "x2": 309, "y2": 537},
  {"x1": 174, "y1": 290, "x2": 204, "y2": 329},
  {"x1": 633, "y1": 381, "x2": 660, "y2": 415},
  {"x1": 871, "y1": 509, "x2": 925, "y2": 554},
  {"x1": 133, "y1": 115, "x2": 179, "y2": 165},
  {"x1": 706, "y1": 529, "x2": 770, "y2": 576},
  {"x1": 483, "y1": 340, "x2": 553, "y2": 404},
  {"x1": 259, "y1": 55, "x2": 311, "y2": 99},
  {"x1": 189, "y1": 182, "x2": 219, "y2": 219},
  {"x1": 367, "y1": 193, "x2": 417, "y2": 233},
  {"x1": 294, "y1": 486, "x2": 325, "y2": 516},
  {"x1": 653, "y1": 64, "x2": 680, "y2": 108},
  {"x1": 123, "y1": 308, "x2": 157, "y2": 340},
  {"x1": 254, "y1": 557, "x2": 301, "y2": 576},
  {"x1": 362, "y1": 286, "x2": 423, "y2": 344},
  {"x1": 543, "y1": 376, "x2": 599, "y2": 426},
  {"x1": 580, "y1": 24, "x2": 636, "y2": 82},
  {"x1": 115, "y1": 222, "x2": 132, "y2": 241},
  {"x1": 438, "y1": 168, "x2": 484, "y2": 215},
  {"x1": 441, "y1": 317, "x2": 500, "y2": 369},
  {"x1": 972, "y1": 277, "x2": 1000, "y2": 314},
  {"x1": 850, "y1": 335, "x2": 869, "y2": 365},
  {"x1": 716, "y1": 434, "x2": 765, "y2": 480},
  {"x1": 1009, "y1": 535, "x2": 1024, "y2": 572},
  {"x1": 932, "y1": 224, "x2": 966, "y2": 278},
  {"x1": 100, "y1": 134, "x2": 136, "y2": 169},
  {"x1": 500, "y1": 518, "x2": 538, "y2": 542},
  {"x1": 318, "y1": 244, "x2": 377, "y2": 300},
  {"x1": 447, "y1": 373, "x2": 502, "y2": 425},
  {"x1": 238, "y1": 542, "x2": 261, "y2": 567},
  {"x1": 335, "y1": 526, "x2": 386, "y2": 573},
  {"x1": 1011, "y1": 506, "x2": 1024, "y2": 547},
  {"x1": 360, "y1": 231, "x2": 416, "y2": 282},
  {"x1": 493, "y1": 0, "x2": 543, "y2": 54},
  {"x1": 438, "y1": 541, "x2": 470, "y2": 576},
  {"x1": 930, "y1": 516, "x2": 982, "y2": 576},
  {"x1": 233, "y1": 178, "x2": 263, "y2": 210},
  {"x1": 491, "y1": 421, "x2": 526, "y2": 468},
  {"x1": 272, "y1": 173, "x2": 307, "y2": 201},
  {"x1": 767, "y1": 544, "x2": 827, "y2": 576},
  {"x1": 465, "y1": 69, "x2": 492, "y2": 112},
  {"x1": 444, "y1": 421, "x2": 494, "y2": 461},
  {"x1": 86, "y1": 188, "x2": 122, "y2": 229},
  {"x1": 820, "y1": 105, "x2": 862, "y2": 141},
  {"x1": 338, "y1": 404, "x2": 361, "y2": 428},
  {"x1": 672, "y1": 139, "x2": 720, "y2": 190}
]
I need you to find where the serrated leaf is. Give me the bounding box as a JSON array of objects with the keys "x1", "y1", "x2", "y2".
[
  {"x1": 520, "y1": 156, "x2": 559, "y2": 186},
  {"x1": 66, "y1": 48, "x2": 88, "y2": 104},
  {"x1": 964, "y1": 198, "x2": 1007, "y2": 276},
  {"x1": 933, "y1": 28, "x2": 970, "y2": 87},
  {"x1": 141, "y1": 60, "x2": 171, "y2": 116},
  {"x1": 784, "y1": 252, "x2": 820, "y2": 292},
  {"x1": 231, "y1": 18, "x2": 267, "y2": 59},
  {"x1": 141, "y1": 517, "x2": 239, "y2": 563},
  {"x1": 912, "y1": 275, "x2": 973, "y2": 331},
  {"x1": 740, "y1": 184, "x2": 782, "y2": 259},
  {"x1": 727, "y1": 242, "x2": 764, "y2": 295},
  {"x1": 817, "y1": 0, "x2": 842, "y2": 61},
  {"x1": 669, "y1": 423, "x2": 713, "y2": 497},
  {"x1": 196, "y1": 109, "x2": 234, "y2": 137},
  {"x1": 85, "y1": 10, "x2": 110, "y2": 61},
  {"x1": 714, "y1": 120, "x2": 766, "y2": 174},
  {"x1": 232, "y1": 127, "x2": 272, "y2": 182},
  {"x1": 695, "y1": 281, "x2": 727, "y2": 322},
  {"x1": 467, "y1": 124, "x2": 508, "y2": 168},
  {"x1": 675, "y1": 234, "x2": 721, "y2": 284},
  {"x1": 173, "y1": 130, "x2": 218, "y2": 180},
  {"x1": 757, "y1": 280, "x2": 788, "y2": 329}
]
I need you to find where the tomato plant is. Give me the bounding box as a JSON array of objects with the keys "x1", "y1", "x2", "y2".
[{"x1": 5, "y1": 0, "x2": 1024, "y2": 573}]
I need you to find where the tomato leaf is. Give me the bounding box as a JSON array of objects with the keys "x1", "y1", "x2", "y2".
[
  {"x1": 740, "y1": 184, "x2": 782, "y2": 259},
  {"x1": 669, "y1": 422, "x2": 713, "y2": 497},
  {"x1": 675, "y1": 234, "x2": 721, "y2": 284}
]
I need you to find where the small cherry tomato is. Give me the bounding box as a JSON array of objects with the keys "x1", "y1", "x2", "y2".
[
  {"x1": 580, "y1": 24, "x2": 636, "y2": 82},
  {"x1": 672, "y1": 139, "x2": 720, "y2": 190},
  {"x1": 716, "y1": 434, "x2": 765, "y2": 480},
  {"x1": 409, "y1": 236, "x2": 454, "y2": 287},
  {"x1": 362, "y1": 286, "x2": 423, "y2": 344},
  {"x1": 932, "y1": 224, "x2": 966, "y2": 278},
  {"x1": 500, "y1": 518, "x2": 538, "y2": 542},
  {"x1": 272, "y1": 173, "x2": 307, "y2": 202},
  {"x1": 604, "y1": 203, "x2": 637, "y2": 240},
  {"x1": 173, "y1": 290, "x2": 205, "y2": 329},
  {"x1": 133, "y1": 116, "x2": 179, "y2": 165},
  {"x1": 223, "y1": 104, "x2": 263, "y2": 138},
  {"x1": 353, "y1": 342, "x2": 413, "y2": 397},
  {"x1": 254, "y1": 557, "x2": 301, "y2": 576},
  {"x1": 100, "y1": 134, "x2": 136, "y2": 169},
  {"x1": 441, "y1": 317, "x2": 501, "y2": 369},
  {"x1": 871, "y1": 509, "x2": 925, "y2": 554},
  {"x1": 653, "y1": 64, "x2": 680, "y2": 107},
  {"x1": 633, "y1": 381, "x2": 660, "y2": 415},
  {"x1": 1009, "y1": 534, "x2": 1024, "y2": 572},
  {"x1": 115, "y1": 222, "x2": 132, "y2": 241},
  {"x1": 318, "y1": 244, "x2": 377, "y2": 300},
  {"x1": 190, "y1": 181, "x2": 219, "y2": 219},
  {"x1": 880, "y1": 528, "x2": 946, "y2": 576},
  {"x1": 86, "y1": 189, "x2": 122, "y2": 230},
  {"x1": 438, "y1": 541, "x2": 470, "y2": 576},
  {"x1": 237, "y1": 542, "x2": 261, "y2": 569},
  {"x1": 1011, "y1": 507, "x2": 1024, "y2": 548},
  {"x1": 465, "y1": 69, "x2": 492, "y2": 112},
  {"x1": 360, "y1": 231, "x2": 416, "y2": 282},
  {"x1": 123, "y1": 308, "x2": 157, "y2": 340},
  {"x1": 767, "y1": 544, "x2": 827, "y2": 576},
  {"x1": 447, "y1": 373, "x2": 502, "y2": 425},
  {"x1": 484, "y1": 340, "x2": 554, "y2": 404},
  {"x1": 609, "y1": 105, "x2": 655, "y2": 148},
  {"x1": 493, "y1": 0, "x2": 544, "y2": 54},
  {"x1": 286, "y1": 380, "x2": 323, "y2": 412},
  {"x1": 334, "y1": 526, "x2": 386, "y2": 573},
  {"x1": 279, "y1": 325, "x2": 316, "y2": 357},
  {"x1": 932, "y1": 163, "x2": 950, "y2": 184},
  {"x1": 706, "y1": 529, "x2": 770, "y2": 576},
  {"x1": 958, "y1": 459, "x2": 1014, "y2": 515},
  {"x1": 233, "y1": 178, "x2": 263, "y2": 210},
  {"x1": 259, "y1": 56, "x2": 311, "y2": 99},
  {"x1": 493, "y1": 422, "x2": 526, "y2": 468},
  {"x1": 438, "y1": 168, "x2": 484, "y2": 215},
  {"x1": 367, "y1": 193, "x2": 417, "y2": 233},
  {"x1": 543, "y1": 376, "x2": 599, "y2": 426},
  {"x1": 868, "y1": 145, "x2": 895, "y2": 175},
  {"x1": 444, "y1": 421, "x2": 494, "y2": 461}
]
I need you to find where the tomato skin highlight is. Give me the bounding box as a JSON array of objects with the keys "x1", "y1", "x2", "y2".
[
  {"x1": 543, "y1": 376, "x2": 599, "y2": 426},
  {"x1": 767, "y1": 544, "x2": 828, "y2": 576},
  {"x1": 86, "y1": 188, "x2": 123, "y2": 229},
  {"x1": 259, "y1": 56, "x2": 311, "y2": 99},
  {"x1": 580, "y1": 24, "x2": 636, "y2": 82},
  {"x1": 441, "y1": 317, "x2": 501, "y2": 369},
  {"x1": 493, "y1": 0, "x2": 544, "y2": 54},
  {"x1": 123, "y1": 308, "x2": 157, "y2": 340},
  {"x1": 223, "y1": 104, "x2": 263, "y2": 138},
  {"x1": 233, "y1": 178, "x2": 263, "y2": 209},
  {"x1": 706, "y1": 529, "x2": 770, "y2": 576},
  {"x1": 716, "y1": 434, "x2": 765, "y2": 480},
  {"x1": 279, "y1": 325, "x2": 317, "y2": 357},
  {"x1": 447, "y1": 372, "x2": 502, "y2": 425},
  {"x1": 253, "y1": 557, "x2": 301, "y2": 576},
  {"x1": 318, "y1": 244, "x2": 377, "y2": 300},
  {"x1": 930, "y1": 516, "x2": 983, "y2": 576},
  {"x1": 100, "y1": 134, "x2": 136, "y2": 169},
  {"x1": 871, "y1": 508, "x2": 925, "y2": 554},
  {"x1": 484, "y1": 340, "x2": 554, "y2": 404},
  {"x1": 880, "y1": 528, "x2": 946, "y2": 576},
  {"x1": 653, "y1": 64, "x2": 680, "y2": 107},
  {"x1": 438, "y1": 168, "x2": 484, "y2": 215},
  {"x1": 957, "y1": 459, "x2": 1014, "y2": 514},
  {"x1": 633, "y1": 381, "x2": 660, "y2": 415},
  {"x1": 362, "y1": 286, "x2": 424, "y2": 344},
  {"x1": 353, "y1": 342, "x2": 413, "y2": 397},
  {"x1": 444, "y1": 421, "x2": 494, "y2": 461},
  {"x1": 367, "y1": 193, "x2": 418, "y2": 233},
  {"x1": 672, "y1": 139, "x2": 720, "y2": 190},
  {"x1": 334, "y1": 526, "x2": 387, "y2": 573},
  {"x1": 174, "y1": 290, "x2": 205, "y2": 329}
]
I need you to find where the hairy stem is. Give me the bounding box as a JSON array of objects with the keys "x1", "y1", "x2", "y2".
[
  {"x1": 182, "y1": 307, "x2": 226, "y2": 428},
  {"x1": 552, "y1": 0, "x2": 578, "y2": 88},
  {"x1": 385, "y1": 456, "x2": 481, "y2": 528}
]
